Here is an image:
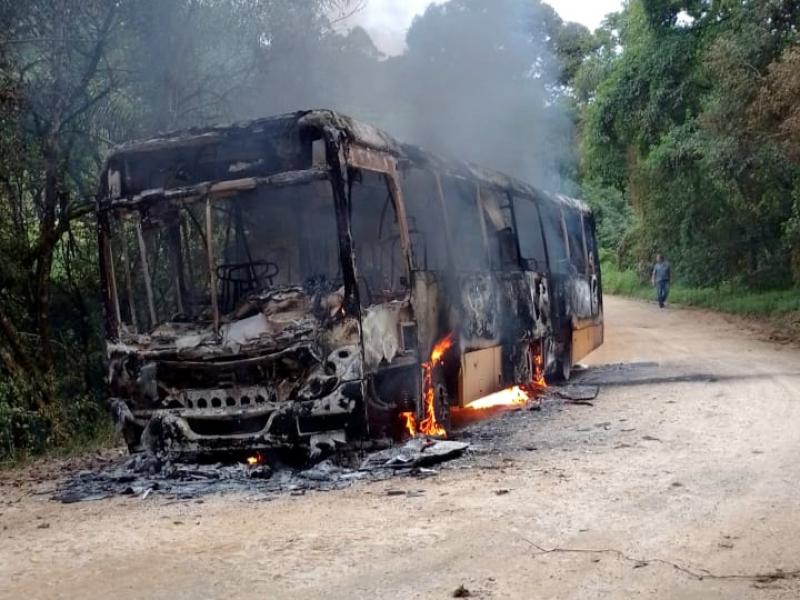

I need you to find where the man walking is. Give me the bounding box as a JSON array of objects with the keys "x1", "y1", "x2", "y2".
[{"x1": 651, "y1": 254, "x2": 671, "y2": 308}]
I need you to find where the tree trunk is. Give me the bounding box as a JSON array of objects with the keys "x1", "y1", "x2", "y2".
[{"x1": 34, "y1": 139, "x2": 61, "y2": 371}]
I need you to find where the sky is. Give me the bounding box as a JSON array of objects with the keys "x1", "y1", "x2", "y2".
[{"x1": 342, "y1": 0, "x2": 624, "y2": 55}]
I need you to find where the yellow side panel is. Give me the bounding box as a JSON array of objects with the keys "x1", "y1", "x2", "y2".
[
  {"x1": 459, "y1": 346, "x2": 503, "y2": 406},
  {"x1": 572, "y1": 323, "x2": 604, "y2": 364}
]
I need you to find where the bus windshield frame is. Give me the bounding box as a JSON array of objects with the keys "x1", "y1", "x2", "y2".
[{"x1": 105, "y1": 171, "x2": 345, "y2": 336}]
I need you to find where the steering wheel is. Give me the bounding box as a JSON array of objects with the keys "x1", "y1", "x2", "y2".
[
  {"x1": 216, "y1": 261, "x2": 279, "y2": 284},
  {"x1": 216, "y1": 261, "x2": 280, "y2": 312}
]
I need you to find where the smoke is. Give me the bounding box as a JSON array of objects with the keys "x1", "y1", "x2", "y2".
[
  {"x1": 380, "y1": 0, "x2": 576, "y2": 191},
  {"x1": 128, "y1": 0, "x2": 577, "y2": 192},
  {"x1": 220, "y1": 0, "x2": 575, "y2": 191}
]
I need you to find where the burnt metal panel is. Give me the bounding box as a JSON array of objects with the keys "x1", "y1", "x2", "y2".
[
  {"x1": 460, "y1": 346, "x2": 503, "y2": 406},
  {"x1": 108, "y1": 115, "x2": 311, "y2": 200}
]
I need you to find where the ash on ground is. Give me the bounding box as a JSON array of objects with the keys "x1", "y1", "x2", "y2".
[
  {"x1": 53, "y1": 369, "x2": 619, "y2": 504},
  {"x1": 54, "y1": 439, "x2": 470, "y2": 504}
]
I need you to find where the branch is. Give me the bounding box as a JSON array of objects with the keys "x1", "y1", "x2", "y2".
[
  {"x1": 517, "y1": 536, "x2": 800, "y2": 584},
  {"x1": 59, "y1": 84, "x2": 113, "y2": 131},
  {"x1": 59, "y1": 2, "x2": 118, "y2": 131},
  {"x1": 24, "y1": 200, "x2": 96, "y2": 267},
  {"x1": 328, "y1": 0, "x2": 368, "y2": 26}
]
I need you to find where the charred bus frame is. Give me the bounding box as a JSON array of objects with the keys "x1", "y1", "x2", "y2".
[{"x1": 96, "y1": 110, "x2": 603, "y2": 456}]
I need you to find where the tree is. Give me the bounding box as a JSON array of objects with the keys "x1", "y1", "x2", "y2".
[
  {"x1": 0, "y1": 0, "x2": 123, "y2": 407},
  {"x1": 576, "y1": 0, "x2": 800, "y2": 287}
]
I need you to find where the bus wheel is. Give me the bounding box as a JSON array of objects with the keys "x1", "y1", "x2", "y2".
[{"x1": 554, "y1": 337, "x2": 572, "y2": 382}]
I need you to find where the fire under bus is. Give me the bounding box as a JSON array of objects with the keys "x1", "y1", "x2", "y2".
[{"x1": 97, "y1": 110, "x2": 603, "y2": 458}]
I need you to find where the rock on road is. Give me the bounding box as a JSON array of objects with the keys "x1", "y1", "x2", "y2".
[{"x1": 2, "y1": 296, "x2": 800, "y2": 599}]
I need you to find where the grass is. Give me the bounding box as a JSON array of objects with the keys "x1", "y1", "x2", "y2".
[
  {"x1": 0, "y1": 410, "x2": 117, "y2": 469},
  {"x1": 601, "y1": 260, "x2": 800, "y2": 316}
]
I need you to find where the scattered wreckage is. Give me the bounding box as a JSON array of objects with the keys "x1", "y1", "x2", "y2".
[
  {"x1": 55, "y1": 438, "x2": 471, "y2": 503},
  {"x1": 96, "y1": 109, "x2": 603, "y2": 460}
]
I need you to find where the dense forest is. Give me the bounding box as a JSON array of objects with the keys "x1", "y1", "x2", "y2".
[
  {"x1": 0, "y1": 0, "x2": 797, "y2": 457},
  {"x1": 580, "y1": 0, "x2": 800, "y2": 289}
]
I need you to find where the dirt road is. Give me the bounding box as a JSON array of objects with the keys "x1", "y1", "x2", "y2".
[{"x1": 3, "y1": 296, "x2": 800, "y2": 599}]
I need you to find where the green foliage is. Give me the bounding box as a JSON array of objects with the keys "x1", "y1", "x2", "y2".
[
  {"x1": 581, "y1": 180, "x2": 632, "y2": 250},
  {"x1": 0, "y1": 384, "x2": 113, "y2": 462},
  {"x1": 0, "y1": 0, "x2": 359, "y2": 460},
  {"x1": 787, "y1": 187, "x2": 800, "y2": 281},
  {"x1": 578, "y1": 0, "x2": 800, "y2": 290},
  {"x1": 601, "y1": 257, "x2": 800, "y2": 316},
  {"x1": 0, "y1": 380, "x2": 51, "y2": 458}
]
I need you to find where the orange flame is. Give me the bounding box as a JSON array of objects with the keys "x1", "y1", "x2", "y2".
[
  {"x1": 246, "y1": 453, "x2": 262, "y2": 466},
  {"x1": 418, "y1": 334, "x2": 454, "y2": 437},
  {"x1": 400, "y1": 334, "x2": 454, "y2": 439},
  {"x1": 533, "y1": 343, "x2": 547, "y2": 390},
  {"x1": 465, "y1": 385, "x2": 530, "y2": 410},
  {"x1": 399, "y1": 411, "x2": 417, "y2": 438},
  {"x1": 402, "y1": 338, "x2": 547, "y2": 436},
  {"x1": 463, "y1": 343, "x2": 546, "y2": 411}
]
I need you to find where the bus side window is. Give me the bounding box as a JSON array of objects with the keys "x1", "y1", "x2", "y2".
[
  {"x1": 441, "y1": 177, "x2": 489, "y2": 271},
  {"x1": 583, "y1": 214, "x2": 598, "y2": 275},
  {"x1": 400, "y1": 168, "x2": 449, "y2": 272},
  {"x1": 540, "y1": 201, "x2": 570, "y2": 274},
  {"x1": 564, "y1": 208, "x2": 587, "y2": 274},
  {"x1": 480, "y1": 188, "x2": 519, "y2": 270},
  {"x1": 512, "y1": 194, "x2": 547, "y2": 272},
  {"x1": 349, "y1": 169, "x2": 408, "y2": 307}
]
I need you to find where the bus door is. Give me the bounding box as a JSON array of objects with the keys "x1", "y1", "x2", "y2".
[
  {"x1": 479, "y1": 187, "x2": 542, "y2": 391},
  {"x1": 510, "y1": 194, "x2": 552, "y2": 340},
  {"x1": 583, "y1": 213, "x2": 603, "y2": 319},
  {"x1": 561, "y1": 206, "x2": 603, "y2": 362},
  {"x1": 347, "y1": 166, "x2": 419, "y2": 437},
  {"x1": 531, "y1": 199, "x2": 574, "y2": 377}
]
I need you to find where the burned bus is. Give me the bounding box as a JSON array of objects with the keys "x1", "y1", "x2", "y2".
[{"x1": 96, "y1": 110, "x2": 603, "y2": 456}]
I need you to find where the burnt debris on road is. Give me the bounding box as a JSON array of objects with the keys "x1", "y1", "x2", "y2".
[
  {"x1": 52, "y1": 373, "x2": 611, "y2": 504},
  {"x1": 53, "y1": 438, "x2": 471, "y2": 504}
]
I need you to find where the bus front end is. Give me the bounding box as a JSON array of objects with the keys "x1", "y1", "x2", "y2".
[{"x1": 98, "y1": 115, "x2": 370, "y2": 458}]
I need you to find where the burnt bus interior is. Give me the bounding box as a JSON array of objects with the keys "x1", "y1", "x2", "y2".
[{"x1": 97, "y1": 110, "x2": 603, "y2": 457}]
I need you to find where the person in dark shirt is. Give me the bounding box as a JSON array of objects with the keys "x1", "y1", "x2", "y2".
[{"x1": 651, "y1": 254, "x2": 671, "y2": 308}]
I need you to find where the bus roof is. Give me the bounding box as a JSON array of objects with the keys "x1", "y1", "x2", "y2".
[{"x1": 104, "y1": 109, "x2": 591, "y2": 214}]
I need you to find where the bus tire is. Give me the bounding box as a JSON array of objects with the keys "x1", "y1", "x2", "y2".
[{"x1": 554, "y1": 337, "x2": 572, "y2": 382}]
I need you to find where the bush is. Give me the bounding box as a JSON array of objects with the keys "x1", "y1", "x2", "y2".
[
  {"x1": 601, "y1": 257, "x2": 800, "y2": 316},
  {"x1": 0, "y1": 380, "x2": 51, "y2": 458},
  {"x1": 0, "y1": 377, "x2": 112, "y2": 462}
]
